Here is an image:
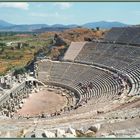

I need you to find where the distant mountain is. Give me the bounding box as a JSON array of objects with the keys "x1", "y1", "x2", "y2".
[
  {"x1": 0, "y1": 19, "x2": 129, "y2": 32},
  {"x1": 33, "y1": 24, "x2": 79, "y2": 33},
  {"x1": 0, "y1": 21, "x2": 78, "y2": 32},
  {"x1": 34, "y1": 27, "x2": 70, "y2": 33},
  {"x1": 82, "y1": 21, "x2": 128, "y2": 29},
  {"x1": 0, "y1": 20, "x2": 14, "y2": 28},
  {"x1": 51, "y1": 24, "x2": 65, "y2": 28},
  {"x1": 51, "y1": 24, "x2": 78, "y2": 28},
  {"x1": 0, "y1": 24, "x2": 49, "y2": 32},
  {"x1": 35, "y1": 22, "x2": 128, "y2": 32},
  {"x1": 65, "y1": 24, "x2": 78, "y2": 28}
]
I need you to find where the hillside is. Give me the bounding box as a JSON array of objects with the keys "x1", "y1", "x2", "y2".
[
  {"x1": 40, "y1": 28, "x2": 107, "y2": 45},
  {"x1": 60, "y1": 28, "x2": 106, "y2": 43},
  {"x1": 39, "y1": 28, "x2": 107, "y2": 60}
]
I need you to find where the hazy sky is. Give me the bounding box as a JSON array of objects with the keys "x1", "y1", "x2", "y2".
[{"x1": 0, "y1": 2, "x2": 140, "y2": 25}]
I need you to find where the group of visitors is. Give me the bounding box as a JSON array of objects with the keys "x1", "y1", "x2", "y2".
[
  {"x1": 78, "y1": 81, "x2": 94, "y2": 94},
  {"x1": 113, "y1": 73, "x2": 130, "y2": 96}
]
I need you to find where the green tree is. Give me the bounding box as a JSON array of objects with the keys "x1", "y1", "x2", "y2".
[
  {"x1": 96, "y1": 27, "x2": 100, "y2": 31},
  {"x1": 0, "y1": 43, "x2": 5, "y2": 54},
  {"x1": 14, "y1": 67, "x2": 26, "y2": 75}
]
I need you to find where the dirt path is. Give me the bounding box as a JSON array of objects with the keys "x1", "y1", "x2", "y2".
[{"x1": 17, "y1": 89, "x2": 67, "y2": 116}]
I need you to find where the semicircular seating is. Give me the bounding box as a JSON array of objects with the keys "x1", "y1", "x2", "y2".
[
  {"x1": 37, "y1": 60, "x2": 124, "y2": 106},
  {"x1": 74, "y1": 28, "x2": 140, "y2": 96},
  {"x1": 36, "y1": 26, "x2": 140, "y2": 116}
]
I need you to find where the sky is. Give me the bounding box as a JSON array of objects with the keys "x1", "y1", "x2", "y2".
[{"x1": 0, "y1": 2, "x2": 140, "y2": 25}]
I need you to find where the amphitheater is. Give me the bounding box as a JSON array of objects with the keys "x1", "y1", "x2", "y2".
[{"x1": 0, "y1": 26, "x2": 140, "y2": 138}]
